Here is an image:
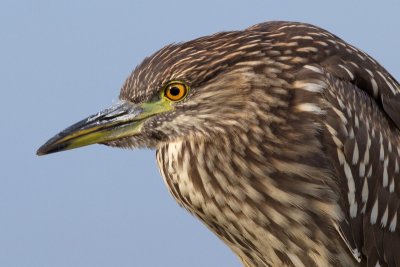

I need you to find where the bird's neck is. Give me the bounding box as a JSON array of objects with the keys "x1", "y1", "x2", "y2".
[{"x1": 156, "y1": 125, "x2": 350, "y2": 265}]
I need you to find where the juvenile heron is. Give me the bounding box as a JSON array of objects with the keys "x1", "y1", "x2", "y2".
[{"x1": 37, "y1": 21, "x2": 400, "y2": 266}]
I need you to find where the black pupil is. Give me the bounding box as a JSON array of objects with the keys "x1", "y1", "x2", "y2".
[{"x1": 169, "y1": 86, "x2": 181, "y2": 96}]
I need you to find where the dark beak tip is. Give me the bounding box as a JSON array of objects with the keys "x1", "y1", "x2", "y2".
[
  {"x1": 36, "y1": 140, "x2": 68, "y2": 156},
  {"x1": 36, "y1": 144, "x2": 51, "y2": 156},
  {"x1": 36, "y1": 147, "x2": 46, "y2": 156},
  {"x1": 36, "y1": 101, "x2": 141, "y2": 157}
]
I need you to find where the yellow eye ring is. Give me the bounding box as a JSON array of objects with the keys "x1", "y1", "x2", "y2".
[{"x1": 163, "y1": 82, "x2": 189, "y2": 101}]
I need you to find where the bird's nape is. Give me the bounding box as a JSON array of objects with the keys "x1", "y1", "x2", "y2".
[{"x1": 37, "y1": 21, "x2": 400, "y2": 267}]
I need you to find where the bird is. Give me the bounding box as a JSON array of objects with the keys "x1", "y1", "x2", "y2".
[{"x1": 37, "y1": 21, "x2": 400, "y2": 266}]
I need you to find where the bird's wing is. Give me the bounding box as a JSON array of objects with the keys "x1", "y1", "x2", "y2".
[
  {"x1": 319, "y1": 54, "x2": 400, "y2": 129},
  {"x1": 296, "y1": 61, "x2": 400, "y2": 266}
]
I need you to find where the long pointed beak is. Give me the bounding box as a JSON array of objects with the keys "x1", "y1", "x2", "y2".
[{"x1": 37, "y1": 101, "x2": 146, "y2": 156}]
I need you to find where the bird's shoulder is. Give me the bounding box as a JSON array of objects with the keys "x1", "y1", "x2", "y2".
[
  {"x1": 247, "y1": 21, "x2": 400, "y2": 130},
  {"x1": 293, "y1": 63, "x2": 400, "y2": 265}
]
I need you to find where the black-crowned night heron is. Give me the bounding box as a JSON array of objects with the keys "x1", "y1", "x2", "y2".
[{"x1": 37, "y1": 21, "x2": 400, "y2": 266}]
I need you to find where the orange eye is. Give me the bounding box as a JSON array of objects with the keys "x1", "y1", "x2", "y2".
[{"x1": 164, "y1": 82, "x2": 188, "y2": 101}]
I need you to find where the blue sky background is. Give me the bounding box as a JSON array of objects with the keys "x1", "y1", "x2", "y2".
[{"x1": 1, "y1": 1, "x2": 399, "y2": 266}]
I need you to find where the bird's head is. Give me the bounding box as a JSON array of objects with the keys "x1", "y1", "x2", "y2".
[{"x1": 37, "y1": 30, "x2": 270, "y2": 155}]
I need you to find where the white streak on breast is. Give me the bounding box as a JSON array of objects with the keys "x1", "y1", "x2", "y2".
[
  {"x1": 362, "y1": 178, "x2": 369, "y2": 203},
  {"x1": 352, "y1": 142, "x2": 359, "y2": 165},
  {"x1": 295, "y1": 103, "x2": 324, "y2": 114},
  {"x1": 390, "y1": 178, "x2": 395, "y2": 193},
  {"x1": 383, "y1": 157, "x2": 389, "y2": 187},
  {"x1": 332, "y1": 107, "x2": 348, "y2": 124},
  {"x1": 287, "y1": 253, "x2": 306, "y2": 267},
  {"x1": 370, "y1": 197, "x2": 379, "y2": 224},
  {"x1": 303, "y1": 65, "x2": 323, "y2": 74},
  {"x1": 389, "y1": 212, "x2": 397, "y2": 232},
  {"x1": 380, "y1": 205, "x2": 389, "y2": 227},
  {"x1": 359, "y1": 162, "x2": 365, "y2": 178}
]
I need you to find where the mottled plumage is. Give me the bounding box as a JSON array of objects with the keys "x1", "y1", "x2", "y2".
[{"x1": 38, "y1": 21, "x2": 400, "y2": 266}]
